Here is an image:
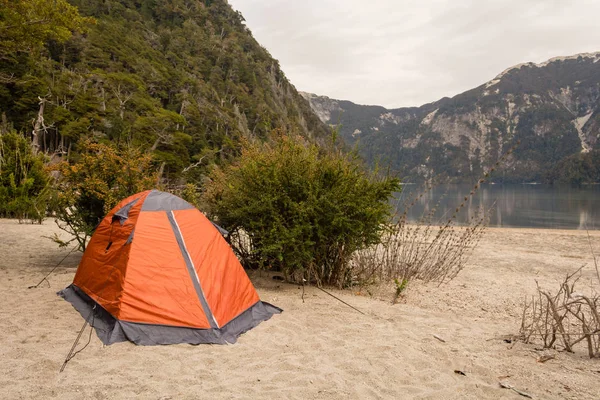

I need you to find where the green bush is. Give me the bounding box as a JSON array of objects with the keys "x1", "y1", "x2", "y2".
[
  {"x1": 204, "y1": 132, "x2": 400, "y2": 287},
  {"x1": 0, "y1": 132, "x2": 51, "y2": 222}
]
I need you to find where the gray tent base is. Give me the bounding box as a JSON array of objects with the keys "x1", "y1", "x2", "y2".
[{"x1": 58, "y1": 285, "x2": 282, "y2": 346}]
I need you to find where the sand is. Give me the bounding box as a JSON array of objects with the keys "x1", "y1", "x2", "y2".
[{"x1": 1, "y1": 219, "x2": 599, "y2": 399}]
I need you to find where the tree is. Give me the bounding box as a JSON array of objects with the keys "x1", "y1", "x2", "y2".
[
  {"x1": 133, "y1": 109, "x2": 186, "y2": 151},
  {"x1": 0, "y1": 131, "x2": 50, "y2": 222},
  {"x1": 50, "y1": 139, "x2": 158, "y2": 250},
  {"x1": 203, "y1": 132, "x2": 400, "y2": 287},
  {"x1": 100, "y1": 72, "x2": 145, "y2": 120},
  {"x1": 0, "y1": 0, "x2": 93, "y2": 60}
]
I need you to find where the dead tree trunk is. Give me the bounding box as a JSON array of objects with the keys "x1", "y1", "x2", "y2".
[
  {"x1": 31, "y1": 97, "x2": 46, "y2": 154},
  {"x1": 0, "y1": 113, "x2": 8, "y2": 135}
]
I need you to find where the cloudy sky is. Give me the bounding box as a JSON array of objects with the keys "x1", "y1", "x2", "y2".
[{"x1": 228, "y1": 0, "x2": 600, "y2": 108}]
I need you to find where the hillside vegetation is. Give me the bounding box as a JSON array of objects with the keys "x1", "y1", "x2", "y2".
[{"x1": 1, "y1": 0, "x2": 328, "y2": 183}]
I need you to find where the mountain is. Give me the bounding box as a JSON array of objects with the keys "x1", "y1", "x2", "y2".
[
  {"x1": 302, "y1": 52, "x2": 600, "y2": 183},
  {"x1": 0, "y1": 0, "x2": 329, "y2": 182}
]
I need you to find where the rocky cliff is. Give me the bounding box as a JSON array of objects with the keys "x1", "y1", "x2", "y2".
[{"x1": 302, "y1": 52, "x2": 600, "y2": 183}]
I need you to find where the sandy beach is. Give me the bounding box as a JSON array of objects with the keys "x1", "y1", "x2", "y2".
[{"x1": 1, "y1": 219, "x2": 599, "y2": 399}]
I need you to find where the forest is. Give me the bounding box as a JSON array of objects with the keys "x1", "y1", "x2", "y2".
[{"x1": 0, "y1": 0, "x2": 328, "y2": 183}]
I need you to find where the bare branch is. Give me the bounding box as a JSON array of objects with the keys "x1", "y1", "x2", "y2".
[
  {"x1": 520, "y1": 267, "x2": 600, "y2": 358},
  {"x1": 182, "y1": 148, "x2": 224, "y2": 173}
]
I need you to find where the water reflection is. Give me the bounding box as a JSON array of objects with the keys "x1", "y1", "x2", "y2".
[{"x1": 395, "y1": 184, "x2": 600, "y2": 230}]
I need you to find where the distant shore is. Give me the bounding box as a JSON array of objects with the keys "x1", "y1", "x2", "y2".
[{"x1": 396, "y1": 183, "x2": 599, "y2": 230}]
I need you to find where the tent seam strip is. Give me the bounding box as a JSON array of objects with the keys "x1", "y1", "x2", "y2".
[{"x1": 167, "y1": 211, "x2": 219, "y2": 329}]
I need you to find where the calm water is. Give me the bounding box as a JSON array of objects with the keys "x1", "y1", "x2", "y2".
[{"x1": 395, "y1": 184, "x2": 600, "y2": 230}]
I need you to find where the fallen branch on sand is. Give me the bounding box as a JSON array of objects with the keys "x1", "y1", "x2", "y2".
[
  {"x1": 519, "y1": 265, "x2": 600, "y2": 358},
  {"x1": 433, "y1": 334, "x2": 446, "y2": 343},
  {"x1": 499, "y1": 382, "x2": 533, "y2": 398}
]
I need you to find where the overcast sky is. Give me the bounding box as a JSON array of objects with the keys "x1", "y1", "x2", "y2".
[{"x1": 228, "y1": 0, "x2": 600, "y2": 108}]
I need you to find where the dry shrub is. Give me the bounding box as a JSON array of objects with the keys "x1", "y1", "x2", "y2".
[
  {"x1": 520, "y1": 252, "x2": 600, "y2": 358},
  {"x1": 349, "y1": 180, "x2": 489, "y2": 289},
  {"x1": 348, "y1": 143, "x2": 520, "y2": 291}
]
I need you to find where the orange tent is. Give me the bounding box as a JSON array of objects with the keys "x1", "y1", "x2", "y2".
[{"x1": 59, "y1": 190, "x2": 281, "y2": 345}]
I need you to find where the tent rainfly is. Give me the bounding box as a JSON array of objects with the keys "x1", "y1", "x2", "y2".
[{"x1": 59, "y1": 190, "x2": 281, "y2": 345}]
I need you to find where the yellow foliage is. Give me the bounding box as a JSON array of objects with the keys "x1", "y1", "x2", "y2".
[{"x1": 50, "y1": 139, "x2": 158, "y2": 250}]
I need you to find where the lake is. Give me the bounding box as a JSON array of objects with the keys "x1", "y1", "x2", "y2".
[{"x1": 395, "y1": 184, "x2": 600, "y2": 230}]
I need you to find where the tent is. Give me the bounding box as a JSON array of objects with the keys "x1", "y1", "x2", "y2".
[{"x1": 58, "y1": 189, "x2": 281, "y2": 345}]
